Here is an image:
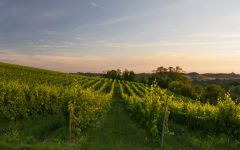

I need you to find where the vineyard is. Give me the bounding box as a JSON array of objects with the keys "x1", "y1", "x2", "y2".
[
  {"x1": 118, "y1": 80, "x2": 240, "y2": 140},
  {"x1": 0, "y1": 62, "x2": 239, "y2": 149}
]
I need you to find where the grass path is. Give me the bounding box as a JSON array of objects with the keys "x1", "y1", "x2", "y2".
[
  {"x1": 78, "y1": 97, "x2": 158, "y2": 150},
  {"x1": 77, "y1": 96, "x2": 238, "y2": 150},
  {"x1": 0, "y1": 91, "x2": 238, "y2": 149}
]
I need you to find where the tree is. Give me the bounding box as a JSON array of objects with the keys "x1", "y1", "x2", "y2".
[
  {"x1": 168, "y1": 67, "x2": 175, "y2": 72},
  {"x1": 191, "y1": 85, "x2": 204, "y2": 100},
  {"x1": 175, "y1": 66, "x2": 183, "y2": 73},
  {"x1": 122, "y1": 69, "x2": 129, "y2": 80},
  {"x1": 155, "y1": 66, "x2": 167, "y2": 74},
  {"x1": 202, "y1": 84, "x2": 226, "y2": 105},
  {"x1": 122, "y1": 69, "x2": 135, "y2": 81},
  {"x1": 105, "y1": 69, "x2": 121, "y2": 79},
  {"x1": 150, "y1": 66, "x2": 191, "y2": 90},
  {"x1": 168, "y1": 80, "x2": 192, "y2": 96},
  {"x1": 116, "y1": 69, "x2": 121, "y2": 79},
  {"x1": 135, "y1": 73, "x2": 148, "y2": 84},
  {"x1": 229, "y1": 86, "x2": 240, "y2": 103},
  {"x1": 168, "y1": 81, "x2": 182, "y2": 94}
]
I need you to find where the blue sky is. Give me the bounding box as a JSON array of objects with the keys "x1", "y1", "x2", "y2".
[{"x1": 0, "y1": 0, "x2": 240, "y2": 73}]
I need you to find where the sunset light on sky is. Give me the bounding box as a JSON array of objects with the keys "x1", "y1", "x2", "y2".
[{"x1": 0, "y1": 0, "x2": 240, "y2": 73}]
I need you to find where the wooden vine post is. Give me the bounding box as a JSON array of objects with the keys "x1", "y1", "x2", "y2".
[
  {"x1": 160, "y1": 96, "x2": 170, "y2": 150},
  {"x1": 68, "y1": 100, "x2": 74, "y2": 140}
]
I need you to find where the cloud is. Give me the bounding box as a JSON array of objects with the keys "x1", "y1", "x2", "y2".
[
  {"x1": 74, "y1": 6, "x2": 161, "y2": 29},
  {"x1": 101, "y1": 40, "x2": 240, "y2": 49},
  {"x1": 90, "y1": 1, "x2": 99, "y2": 8},
  {"x1": 75, "y1": 15, "x2": 139, "y2": 30},
  {"x1": 39, "y1": 30, "x2": 62, "y2": 36},
  {"x1": 0, "y1": 52, "x2": 107, "y2": 73},
  {"x1": 0, "y1": 49, "x2": 12, "y2": 54},
  {"x1": 74, "y1": 37, "x2": 82, "y2": 40},
  {"x1": 95, "y1": 16, "x2": 137, "y2": 26},
  {"x1": 40, "y1": 10, "x2": 68, "y2": 21},
  {"x1": 27, "y1": 40, "x2": 75, "y2": 49},
  {"x1": 1, "y1": 50, "x2": 240, "y2": 74}
]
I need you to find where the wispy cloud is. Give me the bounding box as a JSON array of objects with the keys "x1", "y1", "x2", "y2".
[
  {"x1": 27, "y1": 40, "x2": 75, "y2": 50},
  {"x1": 0, "y1": 51, "x2": 10, "y2": 55},
  {"x1": 90, "y1": 1, "x2": 100, "y2": 8},
  {"x1": 95, "y1": 16, "x2": 137, "y2": 26},
  {"x1": 0, "y1": 52, "x2": 107, "y2": 73},
  {"x1": 101, "y1": 40, "x2": 240, "y2": 49},
  {"x1": 75, "y1": 15, "x2": 139, "y2": 30},
  {"x1": 90, "y1": 2, "x2": 98, "y2": 7},
  {"x1": 39, "y1": 30, "x2": 62, "y2": 36},
  {"x1": 1, "y1": 50, "x2": 240, "y2": 74},
  {"x1": 40, "y1": 10, "x2": 68, "y2": 21}
]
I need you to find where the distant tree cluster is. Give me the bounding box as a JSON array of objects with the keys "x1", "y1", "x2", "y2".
[
  {"x1": 193, "y1": 79, "x2": 240, "y2": 104},
  {"x1": 230, "y1": 86, "x2": 240, "y2": 103},
  {"x1": 149, "y1": 66, "x2": 227, "y2": 105},
  {"x1": 104, "y1": 69, "x2": 122, "y2": 80},
  {"x1": 104, "y1": 66, "x2": 230, "y2": 105},
  {"x1": 122, "y1": 69, "x2": 135, "y2": 81},
  {"x1": 191, "y1": 84, "x2": 226, "y2": 105},
  {"x1": 149, "y1": 66, "x2": 191, "y2": 96},
  {"x1": 104, "y1": 69, "x2": 135, "y2": 81}
]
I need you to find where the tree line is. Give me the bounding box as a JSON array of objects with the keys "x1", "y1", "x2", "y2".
[
  {"x1": 148, "y1": 66, "x2": 228, "y2": 105},
  {"x1": 104, "y1": 66, "x2": 233, "y2": 105},
  {"x1": 104, "y1": 69, "x2": 135, "y2": 81}
]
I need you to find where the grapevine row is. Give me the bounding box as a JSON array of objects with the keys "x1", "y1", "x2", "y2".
[{"x1": 118, "y1": 80, "x2": 240, "y2": 140}]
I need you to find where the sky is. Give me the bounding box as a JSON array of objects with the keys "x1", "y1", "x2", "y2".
[{"x1": 0, "y1": 0, "x2": 240, "y2": 73}]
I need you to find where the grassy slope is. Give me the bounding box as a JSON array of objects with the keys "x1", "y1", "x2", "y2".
[{"x1": 0, "y1": 62, "x2": 65, "y2": 74}]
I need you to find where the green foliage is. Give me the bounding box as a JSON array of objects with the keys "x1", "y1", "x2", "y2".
[
  {"x1": 122, "y1": 69, "x2": 135, "y2": 81},
  {"x1": 105, "y1": 69, "x2": 121, "y2": 80},
  {"x1": 119, "y1": 80, "x2": 171, "y2": 138},
  {"x1": 217, "y1": 93, "x2": 240, "y2": 139},
  {"x1": 191, "y1": 85, "x2": 204, "y2": 100},
  {"x1": 118, "y1": 79, "x2": 240, "y2": 141},
  {"x1": 202, "y1": 84, "x2": 226, "y2": 104},
  {"x1": 149, "y1": 66, "x2": 192, "y2": 95},
  {"x1": 105, "y1": 69, "x2": 136, "y2": 81},
  {"x1": 229, "y1": 85, "x2": 240, "y2": 103},
  {"x1": 168, "y1": 81, "x2": 182, "y2": 94},
  {"x1": 0, "y1": 62, "x2": 115, "y2": 138},
  {"x1": 168, "y1": 80, "x2": 192, "y2": 97},
  {"x1": 1, "y1": 62, "x2": 240, "y2": 146}
]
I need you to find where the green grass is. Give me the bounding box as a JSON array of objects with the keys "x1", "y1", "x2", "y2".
[
  {"x1": 0, "y1": 97, "x2": 157, "y2": 150},
  {"x1": 77, "y1": 97, "x2": 157, "y2": 150},
  {"x1": 77, "y1": 97, "x2": 239, "y2": 150},
  {"x1": 0, "y1": 114, "x2": 72, "y2": 150},
  {"x1": 164, "y1": 123, "x2": 239, "y2": 150},
  {"x1": 0, "y1": 97, "x2": 239, "y2": 150}
]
